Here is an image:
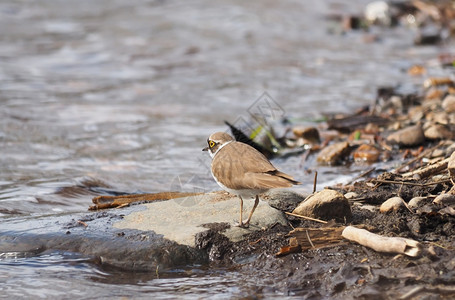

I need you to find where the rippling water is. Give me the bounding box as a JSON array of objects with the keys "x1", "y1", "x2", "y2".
[{"x1": 0, "y1": 0, "x2": 446, "y2": 298}]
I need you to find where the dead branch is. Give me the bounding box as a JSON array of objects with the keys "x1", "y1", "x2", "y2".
[
  {"x1": 288, "y1": 227, "x2": 345, "y2": 251},
  {"x1": 402, "y1": 157, "x2": 450, "y2": 179},
  {"x1": 372, "y1": 178, "x2": 451, "y2": 187},
  {"x1": 285, "y1": 211, "x2": 328, "y2": 224},
  {"x1": 342, "y1": 226, "x2": 421, "y2": 257},
  {"x1": 89, "y1": 191, "x2": 201, "y2": 210}
]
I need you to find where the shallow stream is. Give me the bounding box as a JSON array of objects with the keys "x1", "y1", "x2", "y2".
[{"x1": 0, "y1": 0, "x2": 450, "y2": 298}]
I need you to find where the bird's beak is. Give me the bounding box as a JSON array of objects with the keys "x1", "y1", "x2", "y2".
[{"x1": 202, "y1": 146, "x2": 208, "y2": 151}]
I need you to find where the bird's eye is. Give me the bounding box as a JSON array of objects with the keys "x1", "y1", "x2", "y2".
[{"x1": 209, "y1": 140, "x2": 215, "y2": 148}]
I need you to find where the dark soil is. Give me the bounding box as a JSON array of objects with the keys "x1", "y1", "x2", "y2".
[{"x1": 195, "y1": 185, "x2": 455, "y2": 299}]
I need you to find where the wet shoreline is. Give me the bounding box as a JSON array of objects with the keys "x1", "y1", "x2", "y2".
[{"x1": 1, "y1": 0, "x2": 455, "y2": 298}]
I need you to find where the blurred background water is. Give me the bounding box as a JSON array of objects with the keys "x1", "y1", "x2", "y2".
[{"x1": 0, "y1": 0, "x2": 450, "y2": 298}]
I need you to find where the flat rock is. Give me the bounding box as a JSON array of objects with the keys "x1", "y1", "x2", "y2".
[
  {"x1": 386, "y1": 124, "x2": 425, "y2": 147},
  {"x1": 317, "y1": 141, "x2": 351, "y2": 165},
  {"x1": 292, "y1": 189, "x2": 352, "y2": 222},
  {"x1": 0, "y1": 210, "x2": 208, "y2": 271},
  {"x1": 114, "y1": 191, "x2": 288, "y2": 246},
  {"x1": 0, "y1": 190, "x2": 289, "y2": 271}
]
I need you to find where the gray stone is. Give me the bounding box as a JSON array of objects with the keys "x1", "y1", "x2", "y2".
[
  {"x1": 0, "y1": 191, "x2": 289, "y2": 271},
  {"x1": 114, "y1": 191, "x2": 288, "y2": 245},
  {"x1": 0, "y1": 210, "x2": 208, "y2": 271},
  {"x1": 292, "y1": 189, "x2": 352, "y2": 222},
  {"x1": 386, "y1": 124, "x2": 425, "y2": 147}
]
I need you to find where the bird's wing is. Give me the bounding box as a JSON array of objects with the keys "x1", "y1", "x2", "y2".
[{"x1": 212, "y1": 142, "x2": 299, "y2": 190}]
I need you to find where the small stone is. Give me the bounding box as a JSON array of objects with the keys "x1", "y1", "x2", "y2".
[
  {"x1": 408, "y1": 197, "x2": 427, "y2": 209},
  {"x1": 365, "y1": 1, "x2": 391, "y2": 25},
  {"x1": 292, "y1": 189, "x2": 352, "y2": 222},
  {"x1": 424, "y1": 124, "x2": 453, "y2": 140},
  {"x1": 433, "y1": 193, "x2": 455, "y2": 206},
  {"x1": 431, "y1": 149, "x2": 445, "y2": 158},
  {"x1": 353, "y1": 144, "x2": 380, "y2": 163},
  {"x1": 386, "y1": 124, "x2": 425, "y2": 147},
  {"x1": 292, "y1": 126, "x2": 321, "y2": 144},
  {"x1": 448, "y1": 150, "x2": 455, "y2": 181},
  {"x1": 408, "y1": 106, "x2": 425, "y2": 123},
  {"x1": 427, "y1": 111, "x2": 449, "y2": 125},
  {"x1": 380, "y1": 197, "x2": 405, "y2": 213},
  {"x1": 317, "y1": 141, "x2": 351, "y2": 165},
  {"x1": 344, "y1": 192, "x2": 359, "y2": 200},
  {"x1": 442, "y1": 94, "x2": 455, "y2": 113}
]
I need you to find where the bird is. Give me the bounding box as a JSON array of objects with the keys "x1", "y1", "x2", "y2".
[{"x1": 202, "y1": 132, "x2": 300, "y2": 228}]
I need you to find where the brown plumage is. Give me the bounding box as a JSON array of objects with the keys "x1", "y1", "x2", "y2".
[{"x1": 211, "y1": 141, "x2": 300, "y2": 190}]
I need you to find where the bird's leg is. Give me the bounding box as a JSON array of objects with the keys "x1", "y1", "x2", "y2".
[
  {"x1": 233, "y1": 196, "x2": 247, "y2": 228},
  {"x1": 244, "y1": 195, "x2": 259, "y2": 226},
  {"x1": 235, "y1": 196, "x2": 249, "y2": 228},
  {"x1": 239, "y1": 196, "x2": 244, "y2": 227}
]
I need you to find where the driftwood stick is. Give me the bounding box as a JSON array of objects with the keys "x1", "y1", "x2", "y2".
[
  {"x1": 395, "y1": 141, "x2": 444, "y2": 173},
  {"x1": 342, "y1": 226, "x2": 421, "y2": 257},
  {"x1": 372, "y1": 178, "x2": 451, "y2": 187},
  {"x1": 89, "y1": 191, "x2": 201, "y2": 210},
  {"x1": 402, "y1": 157, "x2": 450, "y2": 179},
  {"x1": 288, "y1": 227, "x2": 345, "y2": 251},
  {"x1": 285, "y1": 212, "x2": 328, "y2": 224},
  {"x1": 313, "y1": 171, "x2": 318, "y2": 193}
]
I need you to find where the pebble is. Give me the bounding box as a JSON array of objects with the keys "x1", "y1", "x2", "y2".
[
  {"x1": 386, "y1": 124, "x2": 425, "y2": 147},
  {"x1": 426, "y1": 111, "x2": 449, "y2": 125},
  {"x1": 433, "y1": 193, "x2": 455, "y2": 206},
  {"x1": 424, "y1": 123, "x2": 453, "y2": 140},
  {"x1": 365, "y1": 1, "x2": 391, "y2": 25},
  {"x1": 317, "y1": 141, "x2": 350, "y2": 165},
  {"x1": 353, "y1": 144, "x2": 380, "y2": 163},
  {"x1": 292, "y1": 189, "x2": 352, "y2": 222},
  {"x1": 408, "y1": 197, "x2": 427, "y2": 209},
  {"x1": 344, "y1": 192, "x2": 359, "y2": 200},
  {"x1": 442, "y1": 94, "x2": 455, "y2": 113},
  {"x1": 408, "y1": 106, "x2": 425, "y2": 123},
  {"x1": 380, "y1": 196, "x2": 405, "y2": 213}
]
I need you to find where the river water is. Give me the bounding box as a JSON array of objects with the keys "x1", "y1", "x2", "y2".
[{"x1": 0, "y1": 0, "x2": 449, "y2": 298}]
